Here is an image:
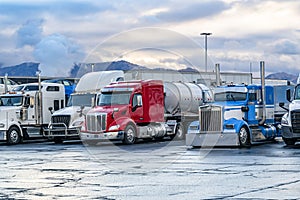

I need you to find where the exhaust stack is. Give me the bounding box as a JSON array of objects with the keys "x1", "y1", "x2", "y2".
[
  {"x1": 259, "y1": 61, "x2": 266, "y2": 125},
  {"x1": 215, "y1": 63, "x2": 221, "y2": 86}
]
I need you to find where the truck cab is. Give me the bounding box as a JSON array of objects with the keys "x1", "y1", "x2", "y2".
[
  {"x1": 45, "y1": 70, "x2": 124, "y2": 143},
  {"x1": 281, "y1": 83, "x2": 300, "y2": 145},
  {"x1": 186, "y1": 83, "x2": 292, "y2": 147},
  {"x1": 0, "y1": 82, "x2": 65, "y2": 144}
]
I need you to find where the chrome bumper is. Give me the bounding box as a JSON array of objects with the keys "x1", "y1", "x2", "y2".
[
  {"x1": 80, "y1": 131, "x2": 124, "y2": 141},
  {"x1": 186, "y1": 130, "x2": 239, "y2": 147}
]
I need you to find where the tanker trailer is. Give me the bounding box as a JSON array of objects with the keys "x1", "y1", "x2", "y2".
[
  {"x1": 80, "y1": 80, "x2": 213, "y2": 144},
  {"x1": 164, "y1": 82, "x2": 212, "y2": 139}
]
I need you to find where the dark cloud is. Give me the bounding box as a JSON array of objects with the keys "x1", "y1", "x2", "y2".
[
  {"x1": 0, "y1": 1, "x2": 113, "y2": 24},
  {"x1": 16, "y1": 19, "x2": 44, "y2": 47},
  {"x1": 153, "y1": 1, "x2": 230, "y2": 23},
  {"x1": 268, "y1": 39, "x2": 300, "y2": 55},
  {"x1": 33, "y1": 34, "x2": 85, "y2": 76}
]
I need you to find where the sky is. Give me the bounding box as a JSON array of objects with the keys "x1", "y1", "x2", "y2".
[{"x1": 0, "y1": 0, "x2": 300, "y2": 77}]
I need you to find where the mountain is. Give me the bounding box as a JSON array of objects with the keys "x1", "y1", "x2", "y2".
[
  {"x1": 71, "y1": 60, "x2": 148, "y2": 77},
  {"x1": 0, "y1": 62, "x2": 39, "y2": 76},
  {"x1": 266, "y1": 72, "x2": 298, "y2": 84},
  {"x1": 1, "y1": 60, "x2": 200, "y2": 78}
]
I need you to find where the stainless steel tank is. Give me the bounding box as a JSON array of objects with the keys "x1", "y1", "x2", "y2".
[{"x1": 164, "y1": 82, "x2": 204, "y2": 115}]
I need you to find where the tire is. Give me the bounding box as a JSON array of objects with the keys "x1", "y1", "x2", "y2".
[
  {"x1": 53, "y1": 137, "x2": 63, "y2": 144},
  {"x1": 123, "y1": 124, "x2": 136, "y2": 145},
  {"x1": 282, "y1": 137, "x2": 296, "y2": 146},
  {"x1": 238, "y1": 126, "x2": 250, "y2": 147},
  {"x1": 7, "y1": 126, "x2": 22, "y2": 145}
]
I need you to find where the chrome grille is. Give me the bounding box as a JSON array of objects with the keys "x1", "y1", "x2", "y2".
[
  {"x1": 51, "y1": 115, "x2": 71, "y2": 127},
  {"x1": 86, "y1": 113, "x2": 107, "y2": 132},
  {"x1": 199, "y1": 105, "x2": 222, "y2": 132},
  {"x1": 291, "y1": 110, "x2": 300, "y2": 133}
]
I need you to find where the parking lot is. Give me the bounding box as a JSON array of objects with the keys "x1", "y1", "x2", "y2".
[{"x1": 0, "y1": 139, "x2": 300, "y2": 200}]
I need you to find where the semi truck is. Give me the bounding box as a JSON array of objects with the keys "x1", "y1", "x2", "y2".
[
  {"x1": 186, "y1": 61, "x2": 293, "y2": 147},
  {"x1": 280, "y1": 79, "x2": 300, "y2": 145},
  {"x1": 80, "y1": 79, "x2": 213, "y2": 144},
  {"x1": 44, "y1": 71, "x2": 124, "y2": 143},
  {"x1": 0, "y1": 79, "x2": 65, "y2": 144}
]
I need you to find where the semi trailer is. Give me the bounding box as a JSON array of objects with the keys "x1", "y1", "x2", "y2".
[
  {"x1": 45, "y1": 71, "x2": 124, "y2": 143},
  {"x1": 80, "y1": 80, "x2": 213, "y2": 144},
  {"x1": 0, "y1": 78, "x2": 65, "y2": 144},
  {"x1": 280, "y1": 79, "x2": 300, "y2": 145},
  {"x1": 186, "y1": 61, "x2": 293, "y2": 147}
]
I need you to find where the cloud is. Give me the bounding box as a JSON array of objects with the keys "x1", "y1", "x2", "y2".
[
  {"x1": 16, "y1": 19, "x2": 43, "y2": 47},
  {"x1": 33, "y1": 33, "x2": 85, "y2": 76},
  {"x1": 266, "y1": 39, "x2": 300, "y2": 55},
  {"x1": 150, "y1": 1, "x2": 230, "y2": 23}
]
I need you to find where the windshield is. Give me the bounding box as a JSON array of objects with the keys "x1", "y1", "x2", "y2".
[
  {"x1": 98, "y1": 92, "x2": 131, "y2": 106},
  {"x1": 294, "y1": 85, "x2": 300, "y2": 100},
  {"x1": 214, "y1": 92, "x2": 247, "y2": 101},
  {"x1": 67, "y1": 93, "x2": 95, "y2": 107},
  {"x1": 0, "y1": 96, "x2": 23, "y2": 106}
]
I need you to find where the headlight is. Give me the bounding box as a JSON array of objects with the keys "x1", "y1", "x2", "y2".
[
  {"x1": 281, "y1": 117, "x2": 288, "y2": 125},
  {"x1": 108, "y1": 125, "x2": 120, "y2": 131}
]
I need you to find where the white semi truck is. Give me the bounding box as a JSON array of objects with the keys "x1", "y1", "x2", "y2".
[
  {"x1": 280, "y1": 77, "x2": 300, "y2": 145},
  {"x1": 0, "y1": 80, "x2": 65, "y2": 144},
  {"x1": 45, "y1": 71, "x2": 124, "y2": 143}
]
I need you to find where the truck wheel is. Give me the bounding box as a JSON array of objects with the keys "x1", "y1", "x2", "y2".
[
  {"x1": 238, "y1": 126, "x2": 250, "y2": 147},
  {"x1": 7, "y1": 127, "x2": 22, "y2": 145},
  {"x1": 123, "y1": 124, "x2": 136, "y2": 145},
  {"x1": 282, "y1": 137, "x2": 296, "y2": 146}
]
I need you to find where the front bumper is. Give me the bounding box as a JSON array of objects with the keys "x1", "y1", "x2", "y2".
[
  {"x1": 186, "y1": 130, "x2": 239, "y2": 147},
  {"x1": 44, "y1": 126, "x2": 80, "y2": 138},
  {"x1": 281, "y1": 125, "x2": 300, "y2": 139},
  {"x1": 80, "y1": 131, "x2": 124, "y2": 141}
]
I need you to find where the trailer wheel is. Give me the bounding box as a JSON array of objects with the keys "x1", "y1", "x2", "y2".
[
  {"x1": 7, "y1": 126, "x2": 22, "y2": 145},
  {"x1": 282, "y1": 137, "x2": 296, "y2": 146},
  {"x1": 238, "y1": 126, "x2": 250, "y2": 147},
  {"x1": 123, "y1": 124, "x2": 136, "y2": 145}
]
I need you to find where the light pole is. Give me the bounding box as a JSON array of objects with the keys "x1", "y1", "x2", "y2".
[{"x1": 200, "y1": 32, "x2": 212, "y2": 72}]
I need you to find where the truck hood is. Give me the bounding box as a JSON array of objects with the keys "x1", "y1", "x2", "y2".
[
  {"x1": 52, "y1": 106, "x2": 91, "y2": 116},
  {"x1": 89, "y1": 105, "x2": 128, "y2": 114},
  {"x1": 0, "y1": 106, "x2": 21, "y2": 112},
  {"x1": 209, "y1": 101, "x2": 246, "y2": 108},
  {"x1": 289, "y1": 100, "x2": 300, "y2": 111}
]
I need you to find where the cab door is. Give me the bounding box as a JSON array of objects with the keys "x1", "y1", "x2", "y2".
[{"x1": 130, "y1": 93, "x2": 144, "y2": 123}]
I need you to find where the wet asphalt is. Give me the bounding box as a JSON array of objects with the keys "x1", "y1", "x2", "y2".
[{"x1": 0, "y1": 138, "x2": 300, "y2": 200}]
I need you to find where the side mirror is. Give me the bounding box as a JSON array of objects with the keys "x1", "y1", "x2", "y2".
[
  {"x1": 77, "y1": 105, "x2": 85, "y2": 117},
  {"x1": 112, "y1": 108, "x2": 119, "y2": 119},
  {"x1": 241, "y1": 106, "x2": 249, "y2": 112},
  {"x1": 279, "y1": 102, "x2": 289, "y2": 111},
  {"x1": 286, "y1": 89, "x2": 291, "y2": 102},
  {"x1": 48, "y1": 107, "x2": 53, "y2": 114},
  {"x1": 136, "y1": 95, "x2": 142, "y2": 107},
  {"x1": 29, "y1": 96, "x2": 35, "y2": 108}
]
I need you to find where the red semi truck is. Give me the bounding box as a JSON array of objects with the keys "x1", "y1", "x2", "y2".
[{"x1": 79, "y1": 79, "x2": 212, "y2": 144}]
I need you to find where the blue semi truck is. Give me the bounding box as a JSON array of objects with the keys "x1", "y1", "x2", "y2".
[{"x1": 186, "y1": 61, "x2": 293, "y2": 147}]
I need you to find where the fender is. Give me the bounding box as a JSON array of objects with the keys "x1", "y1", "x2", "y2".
[
  {"x1": 108, "y1": 116, "x2": 136, "y2": 132},
  {"x1": 224, "y1": 118, "x2": 250, "y2": 138},
  {"x1": 7, "y1": 122, "x2": 24, "y2": 138}
]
